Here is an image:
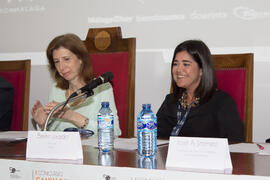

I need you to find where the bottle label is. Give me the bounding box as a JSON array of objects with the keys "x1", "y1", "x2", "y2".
[
  {"x1": 98, "y1": 115, "x2": 114, "y2": 129},
  {"x1": 137, "y1": 121, "x2": 146, "y2": 130},
  {"x1": 146, "y1": 121, "x2": 156, "y2": 130},
  {"x1": 137, "y1": 118, "x2": 157, "y2": 131}
]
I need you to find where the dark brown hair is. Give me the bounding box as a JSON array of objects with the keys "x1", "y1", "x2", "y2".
[
  {"x1": 46, "y1": 33, "x2": 94, "y2": 89},
  {"x1": 171, "y1": 40, "x2": 217, "y2": 104}
]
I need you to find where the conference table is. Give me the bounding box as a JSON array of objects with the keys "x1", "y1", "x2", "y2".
[{"x1": 0, "y1": 138, "x2": 270, "y2": 177}]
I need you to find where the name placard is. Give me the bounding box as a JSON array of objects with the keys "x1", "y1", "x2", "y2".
[
  {"x1": 26, "y1": 131, "x2": 83, "y2": 164},
  {"x1": 166, "y1": 137, "x2": 232, "y2": 174}
]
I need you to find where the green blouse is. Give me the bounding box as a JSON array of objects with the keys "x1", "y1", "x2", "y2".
[{"x1": 44, "y1": 82, "x2": 121, "y2": 136}]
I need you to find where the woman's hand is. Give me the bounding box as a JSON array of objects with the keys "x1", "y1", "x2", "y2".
[
  {"x1": 31, "y1": 100, "x2": 47, "y2": 128},
  {"x1": 43, "y1": 100, "x2": 88, "y2": 129},
  {"x1": 44, "y1": 101, "x2": 59, "y2": 114},
  {"x1": 44, "y1": 100, "x2": 71, "y2": 119}
]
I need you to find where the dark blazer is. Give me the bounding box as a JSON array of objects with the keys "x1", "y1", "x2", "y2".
[
  {"x1": 0, "y1": 75, "x2": 14, "y2": 130},
  {"x1": 157, "y1": 89, "x2": 244, "y2": 142}
]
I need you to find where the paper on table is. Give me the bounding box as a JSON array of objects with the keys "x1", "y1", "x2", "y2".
[
  {"x1": 82, "y1": 137, "x2": 169, "y2": 150},
  {"x1": 229, "y1": 143, "x2": 259, "y2": 153},
  {"x1": 258, "y1": 143, "x2": 270, "y2": 155},
  {"x1": 229, "y1": 143, "x2": 270, "y2": 155},
  {"x1": 0, "y1": 131, "x2": 28, "y2": 141}
]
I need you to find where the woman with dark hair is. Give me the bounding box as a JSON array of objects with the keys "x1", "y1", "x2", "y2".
[
  {"x1": 157, "y1": 40, "x2": 244, "y2": 142},
  {"x1": 31, "y1": 33, "x2": 121, "y2": 136}
]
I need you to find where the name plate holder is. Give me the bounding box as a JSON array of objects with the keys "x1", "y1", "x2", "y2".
[
  {"x1": 26, "y1": 131, "x2": 83, "y2": 164},
  {"x1": 166, "y1": 136, "x2": 232, "y2": 174}
]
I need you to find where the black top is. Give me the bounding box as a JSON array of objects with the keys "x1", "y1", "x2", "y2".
[
  {"x1": 157, "y1": 89, "x2": 244, "y2": 142},
  {"x1": 0, "y1": 75, "x2": 14, "y2": 131}
]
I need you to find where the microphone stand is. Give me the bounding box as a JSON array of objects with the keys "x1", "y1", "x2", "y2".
[{"x1": 43, "y1": 92, "x2": 89, "y2": 131}]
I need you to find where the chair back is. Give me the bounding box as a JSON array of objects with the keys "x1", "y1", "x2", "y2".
[
  {"x1": 83, "y1": 27, "x2": 136, "y2": 138},
  {"x1": 0, "y1": 60, "x2": 31, "y2": 131},
  {"x1": 213, "y1": 53, "x2": 253, "y2": 143}
]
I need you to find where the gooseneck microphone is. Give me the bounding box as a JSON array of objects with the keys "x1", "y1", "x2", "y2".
[
  {"x1": 43, "y1": 72, "x2": 114, "y2": 131},
  {"x1": 61, "y1": 71, "x2": 113, "y2": 111},
  {"x1": 69, "y1": 72, "x2": 114, "y2": 98}
]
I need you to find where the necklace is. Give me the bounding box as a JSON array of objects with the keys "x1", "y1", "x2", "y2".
[
  {"x1": 180, "y1": 91, "x2": 200, "y2": 110},
  {"x1": 170, "y1": 91, "x2": 200, "y2": 136}
]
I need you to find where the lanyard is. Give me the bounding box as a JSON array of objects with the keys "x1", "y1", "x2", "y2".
[{"x1": 170, "y1": 100, "x2": 193, "y2": 136}]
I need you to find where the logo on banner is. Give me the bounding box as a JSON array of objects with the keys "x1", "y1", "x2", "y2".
[
  {"x1": 103, "y1": 174, "x2": 116, "y2": 180},
  {"x1": 9, "y1": 167, "x2": 21, "y2": 179},
  {"x1": 32, "y1": 169, "x2": 69, "y2": 180}
]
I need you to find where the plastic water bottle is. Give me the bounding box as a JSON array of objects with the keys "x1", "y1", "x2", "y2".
[
  {"x1": 98, "y1": 102, "x2": 114, "y2": 152},
  {"x1": 138, "y1": 156, "x2": 157, "y2": 169},
  {"x1": 137, "y1": 104, "x2": 157, "y2": 157}
]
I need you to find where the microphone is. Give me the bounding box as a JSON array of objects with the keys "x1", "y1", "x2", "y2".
[
  {"x1": 44, "y1": 72, "x2": 113, "y2": 131},
  {"x1": 70, "y1": 72, "x2": 114, "y2": 98}
]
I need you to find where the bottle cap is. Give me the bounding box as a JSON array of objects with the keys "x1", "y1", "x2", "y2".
[
  {"x1": 101, "y1": 101, "x2": 110, "y2": 107},
  {"x1": 142, "y1": 104, "x2": 151, "y2": 108}
]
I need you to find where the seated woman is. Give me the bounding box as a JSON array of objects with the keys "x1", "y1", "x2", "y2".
[
  {"x1": 31, "y1": 33, "x2": 121, "y2": 136},
  {"x1": 157, "y1": 40, "x2": 244, "y2": 142}
]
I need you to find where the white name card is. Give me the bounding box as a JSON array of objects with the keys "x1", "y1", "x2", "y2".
[
  {"x1": 166, "y1": 136, "x2": 232, "y2": 174},
  {"x1": 26, "y1": 131, "x2": 83, "y2": 164}
]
